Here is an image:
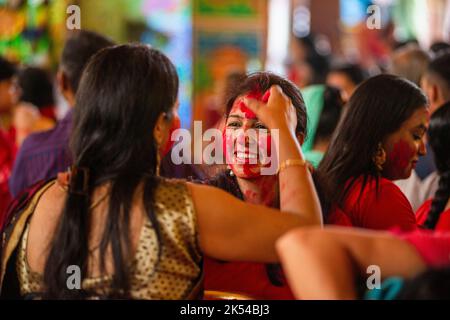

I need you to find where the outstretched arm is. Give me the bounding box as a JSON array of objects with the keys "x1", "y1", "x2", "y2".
[
  {"x1": 189, "y1": 182, "x2": 307, "y2": 263},
  {"x1": 276, "y1": 227, "x2": 427, "y2": 299}
]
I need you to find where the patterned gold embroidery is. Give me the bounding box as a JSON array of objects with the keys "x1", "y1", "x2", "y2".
[{"x1": 15, "y1": 179, "x2": 202, "y2": 299}]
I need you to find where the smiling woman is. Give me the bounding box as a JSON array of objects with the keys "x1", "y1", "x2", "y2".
[
  {"x1": 202, "y1": 72, "x2": 311, "y2": 300},
  {"x1": 316, "y1": 74, "x2": 429, "y2": 231}
]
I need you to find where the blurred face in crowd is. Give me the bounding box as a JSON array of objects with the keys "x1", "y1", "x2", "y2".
[
  {"x1": 421, "y1": 74, "x2": 449, "y2": 115},
  {"x1": 382, "y1": 106, "x2": 429, "y2": 180},
  {"x1": 288, "y1": 61, "x2": 313, "y2": 89},
  {"x1": 0, "y1": 77, "x2": 19, "y2": 113},
  {"x1": 326, "y1": 72, "x2": 356, "y2": 103}
]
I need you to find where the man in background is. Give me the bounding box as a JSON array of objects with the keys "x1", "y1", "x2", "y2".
[{"x1": 9, "y1": 30, "x2": 115, "y2": 198}]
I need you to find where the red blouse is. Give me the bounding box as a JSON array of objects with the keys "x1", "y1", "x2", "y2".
[
  {"x1": 328, "y1": 176, "x2": 417, "y2": 231},
  {"x1": 204, "y1": 258, "x2": 294, "y2": 299},
  {"x1": 0, "y1": 128, "x2": 16, "y2": 226},
  {"x1": 416, "y1": 199, "x2": 450, "y2": 231}
]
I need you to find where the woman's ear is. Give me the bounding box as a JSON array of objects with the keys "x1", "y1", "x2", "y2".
[
  {"x1": 373, "y1": 143, "x2": 387, "y2": 172},
  {"x1": 431, "y1": 83, "x2": 439, "y2": 105},
  {"x1": 153, "y1": 112, "x2": 168, "y2": 146},
  {"x1": 57, "y1": 70, "x2": 76, "y2": 107}
]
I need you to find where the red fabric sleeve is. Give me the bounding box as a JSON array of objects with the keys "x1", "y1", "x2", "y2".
[
  {"x1": 0, "y1": 129, "x2": 15, "y2": 225},
  {"x1": 416, "y1": 199, "x2": 450, "y2": 232},
  {"x1": 396, "y1": 230, "x2": 450, "y2": 268},
  {"x1": 203, "y1": 258, "x2": 294, "y2": 299},
  {"x1": 350, "y1": 179, "x2": 417, "y2": 231},
  {"x1": 435, "y1": 210, "x2": 450, "y2": 231},
  {"x1": 416, "y1": 199, "x2": 432, "y2": 226}
]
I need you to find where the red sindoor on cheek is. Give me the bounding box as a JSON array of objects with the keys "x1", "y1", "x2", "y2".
[
  {"x1": 386, "y1": 140, "x2": 416, "y2": 178},
  {"x1": 257, "y1": 130, "x2": 272, "y2": 167},
  {"x1": 223, "y1": 128, "x2": 234, "y2": 165},
  {"x1": 223, "y1": 128, "x2": 260, "y2": 178},
  {"x1": 161, "y1": 116, "x2": 181, "y2": 157}
]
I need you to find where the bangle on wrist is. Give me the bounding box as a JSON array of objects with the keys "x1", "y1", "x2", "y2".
[{"x1": 277, "y1": 158, "x2": 307, "y2": 174}]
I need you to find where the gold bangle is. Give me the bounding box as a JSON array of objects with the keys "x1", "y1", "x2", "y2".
[{"x1": 277, "y1": 159, "x2": 307, "y2": 174}]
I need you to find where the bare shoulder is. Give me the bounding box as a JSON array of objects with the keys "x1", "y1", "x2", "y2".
[
  {"x1": 25, "y1": 182, "x2": 67, "y2": 272},
  {"x1": 32, "y1": 182, "x2": 67, "y2": 225},
  {"x1": 186, "y1": 181, "x2": 229, "y2": 199}
]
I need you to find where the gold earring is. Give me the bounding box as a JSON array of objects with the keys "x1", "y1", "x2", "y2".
[
  {"x1": 156, "y1": 145, "x2": 161, "y2": 176},
  {"x1": 372, "y1": 143, "x2": 386, "y2": 173}
]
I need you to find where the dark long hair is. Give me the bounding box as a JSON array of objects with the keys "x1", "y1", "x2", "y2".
[
  {"x1": 313, "y1": 85, "x2": 344, "y2": 145},
  {"x1": 397, "y1": 267, "x2": 450, "y2": 299},
  {"x1": 424, "y1": 102, "x2": 450, "y2": 229},
  {"x1": 316, "y1": 74, "x2": 428, "y2": 218},
  {"x1": 43, "y1": 44, "x2": 179, "y2": 299},
  {"x1": 217, "y1": 72, "x2": 307, "y2": 287}
]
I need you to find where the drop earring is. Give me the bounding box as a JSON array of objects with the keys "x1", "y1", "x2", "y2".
[
  {"x1": 156, "y1": 142, "x2": 161, "y2": 176},
  {"x1": 227, "y1": 165, "x2": 234, "y2": 177}
]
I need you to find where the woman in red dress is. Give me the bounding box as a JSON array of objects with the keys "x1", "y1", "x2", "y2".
[
  {"x1": 0, "y1": 56, "x2": 19, "y2": 221},
  {"x1": 416, "y1": 101, "x2": 450, "y2": 231},
  {"x1": 0, "y1": 129, "x2": 16, "y2": 225},
  {"x1": 316, "y1": 74, "x2": 429, "y2": 231}
]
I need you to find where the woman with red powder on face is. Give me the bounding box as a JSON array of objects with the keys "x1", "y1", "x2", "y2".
[
  {"x1": 203, "y1": 72, "x2": 311, "y2": 299},
  {"x1": 316, "y1": 74, "x2": 429, "y2": 231}
]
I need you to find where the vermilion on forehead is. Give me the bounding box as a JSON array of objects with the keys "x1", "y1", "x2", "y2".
[
  {"x1": 247, "y1": 90, "x2": 271, "y2": 103},
  {"x1": 229, "y1": 98, "x2": 257, "y2": 120},
  {"x1": 229, "y1": 90, "x2": 270, "y2": 120}
]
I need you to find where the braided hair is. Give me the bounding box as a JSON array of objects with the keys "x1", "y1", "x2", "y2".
[{"x1": 424, "y1": 102, "x2": 450, "y2": 229}]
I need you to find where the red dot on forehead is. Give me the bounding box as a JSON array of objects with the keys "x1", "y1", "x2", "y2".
[{"x1": 237, "y1": 99, "x2": 257, "y2": 119}]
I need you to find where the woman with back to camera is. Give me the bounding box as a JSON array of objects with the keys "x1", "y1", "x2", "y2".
[{"x1": 0, "y1": 44, "x2": 321, "y2": 299}]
